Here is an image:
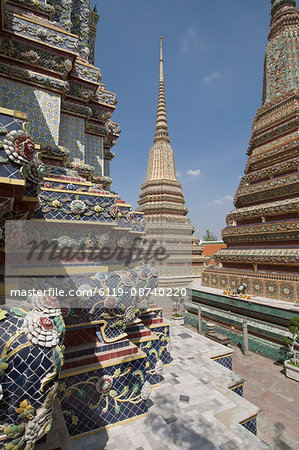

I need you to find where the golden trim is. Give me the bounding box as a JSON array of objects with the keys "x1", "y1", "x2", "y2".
[
  {"x1": 66, "y1": 320, "x2": 107, "y2": 329},
  {"x1": 40, "y1": 187, "x2": 114, "y2": 197},
  {"x1": 239, "y1": 415, "x2": 257, "y2": 425},
  {"x1": 0, "y1": 177, "x2": 25, "y2": 186},
  {"x1": 41, "y1": 155, "x2": 64, "y2": 161},
  {"x1": 116, "y1": 203, "x2": 131, "y2": 207},
  {"x1": 130, "y1": 335, "x2": 159, "y2": 343},
  {"x1": 0, "y1": 107, "x2": 14, "y2": 116},
  {"x1": 11, "y1": 13, "x2": 78, "y2": 37},
  {"x1": 97, "y1": 88, "x2": 117, "y2": 97},
  {"x1": 149, "y1": 323, "x2": 170, "y2": 329},
  {"x1": 211, "y1": 353, "x2": 233, "y2": 361},
  {"x1": 43, "y1": 177, "x2": 92, "y2": 186},
  {"x1": 59, "y1": 352, "x2": 146, "y2": 378},
  {"x1": 14, "y1": 110, "x2": 27, "y2": 119},
  {"x1": 229, "y1": 383, "x2": 244, "y2": 390},
  {"x1": 7, "y1": 342, "x2": 31, "y2": 360},
  {"x1": 3, "y1": 31, "x2": 78, "y2": 57},
  {"x1": 150, "y1": 383, "x2": 161, "y2": 388},
  {"x1": 22, "y1": 196, "x2": 38, "y2": 202},
  {"x1": 70, "y1": 413, "x2": 148, "y2": 440},
  {"x1": 0, "y1": 107, "x2": 27, "y2": 119},
  {"x1": 18, "y1": 265, "x2": 108, "y2": 276},
  {"x1": 66, "y1": 318, "x2": 128, "y2": 344},
  {"x1": 2, "y1": 54, "x2": 64, "y2": 78},
  {"x1": 32, "y1": 219, "x2": 115, "y2": 226},
  {"x1": 96, "y1": 101, "x2": 116, "y2": 110},
  {"x1": 76, "y1": 60, "x2": 100, "y2": 69}
]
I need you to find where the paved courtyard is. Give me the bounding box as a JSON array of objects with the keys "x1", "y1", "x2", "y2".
[
  {"x1": 154, "y1": 296, "x2": 299, "y2": 450},
  {"x1": 232, "y1": 349, "x2": 299, "y2": 449},
  {"x1": 72, "y1": 323, "x2": 266, "y2": 450}
]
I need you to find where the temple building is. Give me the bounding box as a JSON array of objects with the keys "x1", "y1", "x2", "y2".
[
  {"x1": 0, "y1": 0, "x2": 172, "y2": 447},
  {"x1": 201, "y1": 0, "x2": 299, "y2": 302},
  {"x1": 185, "y1": 0, "x2": 299, "y2": 360},
  {"x1": 138, "y1": 38, "x2": 201, "y2": 284}
]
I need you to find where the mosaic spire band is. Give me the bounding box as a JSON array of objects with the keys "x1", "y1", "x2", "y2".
[
  {"x1": 154, "y1": 37, "x2": 170, "y2": 144},
  {"x1": 138, "y1": 37, "x2": 188, "y2": 218},
  {"x1": 201, "y1": 0, "x2": 299, "y2": 302},
  {"x1": 138, "y1": 38, "x2": 195, "y2": 281}
]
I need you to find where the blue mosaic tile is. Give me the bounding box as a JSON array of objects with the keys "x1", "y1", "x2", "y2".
[
  {"x1": 213, "y1": 355, "x2": 232, "y2": 371},
  {"x1": 230, "y1": 384, "x2": 243, "y2": 397},
  {"x1": 0, "y1": 79, "x2": 60, "y2": 144},
  {"x1": 241, "y1": 417, "x2": 257, "y2": 435},
  {"x1": 59, "y1": 114, "x2": 85, "y2": 161},
  {"x1": 85, "y1": 133, "x2": 103, "y2": 176},
  {"x1": 58, "y1": 355, "x2": 148, "y2": 437},
  {"x1": 146, "y1": 325, "x2": 172, "y2": 366}
]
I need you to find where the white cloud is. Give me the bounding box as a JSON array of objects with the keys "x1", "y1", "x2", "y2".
[
  {"x1": 202, "y1": 72, "x2": 221, "y2": 83},
  {"x1": 205, "y1": 195, "x2": 233, "y2": 206},
  {"x1": 181, "y1": 27, "x2": 206, "y2": 54},
  {"x1": 186, "y1": 169, "x2": 201, "y2": 176},
  {"x1": 176, "y1": 171, "x2": 182, "y2": 177},
  {"x1": 181, "y1": 27, "x2": 197, "y2": 53}
]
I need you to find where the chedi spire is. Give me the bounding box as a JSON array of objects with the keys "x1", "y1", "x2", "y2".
[
  {"x1": 138, "y1": 37, "x2": 188, "y2": 218},
  {"x1": 154, "y1": 37, "x2": 170, "y2": 143}
]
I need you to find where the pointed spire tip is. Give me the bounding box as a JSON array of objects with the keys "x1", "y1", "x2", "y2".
[{"x1": 154, "y1": 36, "x2": 170, "y2": 143}]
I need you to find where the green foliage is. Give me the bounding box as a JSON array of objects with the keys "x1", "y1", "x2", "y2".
[
  {"x1": 202, "y1": 229, "x2": 218, "y2": 241},
  {"x1": 284, "y1": 316, "x2": 299, "y2": 363},
  {"x1": 171, "y1": 295, "x2": 185, "y2": 316}
]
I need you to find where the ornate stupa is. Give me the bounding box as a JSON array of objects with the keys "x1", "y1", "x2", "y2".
[
  {"x1": 138, "y1": 37, "x2": 189, "y2": 219},
  {"x1": 201, "y1": 0, "x2": 299, "y2": 302},
  {"x1": 0, "y1": 1, "x2": 172, "y2": 446},
  {"x1": 138, "y1": 38, "x2": 196, "y2": 283}
]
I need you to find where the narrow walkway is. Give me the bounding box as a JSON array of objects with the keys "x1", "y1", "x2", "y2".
[
  {"x1": 155, "y1": 296, "x2": 299, "y2": 449},
  {"x1": 232, "y1": 349, "x2": 299, "y2": 449},
  {"x1": 72, "y1": 323, "x2": 266, "y2": 449}
]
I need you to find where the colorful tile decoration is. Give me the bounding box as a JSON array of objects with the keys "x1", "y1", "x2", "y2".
[
  {"x1": 230, "y1": 383, "x2": 244, "y2": 397},
  {"x1": 241, "y1": 416, "x2": 257, "y2": 435},
  {"x1": 212, "y1": 354, "x2": 233, "y2": 371},
  {"x1": 104, "y1": 159, "x2": 110, "y2": 177},
  {"x1": 85, "y1": 133, "x2": 104, "y2": 175},
  {"x1": 0, "y1": 79, "x2": 60, "y2": 144},
  {"x1": 0, "y1": 306, "x2": 65, "y2": 447},
  {"x1": 0, "y1": 0, "x2": 150, "y2": 445},
  {"x1": 200, "y1": 0, "x2": 299, "y2": 302},
  {"x1": 59, "y1": 114, "x2": 85, "y2": 161},
  {"x1": 59, "y1": 355, "x2": 149, "y2": 437}
]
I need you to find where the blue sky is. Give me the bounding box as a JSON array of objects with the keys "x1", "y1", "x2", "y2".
[{"x1": 94, "y1": 0, "x2": 272, "y2": 238}]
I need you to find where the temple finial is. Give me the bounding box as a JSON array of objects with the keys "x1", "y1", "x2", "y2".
[
  {"x1": 271, "y1": 0, "x2": 296, "y2": 16},
  {"x1": 154, "y1": 36, "x2": 170, "y2": 143}
]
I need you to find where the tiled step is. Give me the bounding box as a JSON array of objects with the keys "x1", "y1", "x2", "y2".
[
  {"x1": 64, "y1": 339, "x2": 130, "y2": 360},
  {"x1": 62, "y1": 342, "x2": 138, "y2": 370}
]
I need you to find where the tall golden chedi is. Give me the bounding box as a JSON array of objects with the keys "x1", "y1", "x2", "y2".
[
  {"x1": 138, "y1": 38, "x2": 196, "y2": 285},
  {"x1": 202, "y1": 0, "x2": 299, "y2": 302}
]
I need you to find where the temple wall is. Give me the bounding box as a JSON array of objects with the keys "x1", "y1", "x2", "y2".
[
  {"x1": 0, "y1": 79, "x2": 60, "y2": 144},
  {"x1": 85, "y1": 133, "x2": 104, "y2": 175},
  {"x1": 59, "y1": 113, "x2": 85, "y2": 161},
  {"x1": 104, "y1": 158, "x2": 110, "y2": 177}
]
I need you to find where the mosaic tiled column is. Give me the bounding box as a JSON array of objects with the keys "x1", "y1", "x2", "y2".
[{"x1": 59, "y1": 114, "x2": 85, "y2": 161}]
